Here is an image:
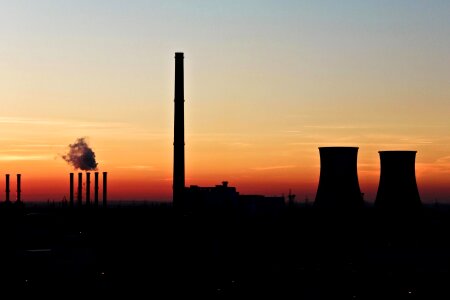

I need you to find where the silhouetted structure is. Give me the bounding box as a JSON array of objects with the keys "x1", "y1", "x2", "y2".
[
  {"x1": 77, "y1": 172, "x2": 82, "y2": 206},
  {"x1": 184, "y1": 181, "x2": 285, "y2": 215},
  {"x1": 288, "y1": 189, "x2": 296, "y2": 206},
  {"x1": 314, "y1": 147, "x2": 363, "y2": 210},
  {"x1": 173, "y1": 52, "x2": 185, "y2": 209},
  {"x1": 5, "y1": 174, "x2": 10, "y2": 203},
  {"x1": 2, "y1": 51, "x2": 450, "y2": 298},
  {"x1": 69, "y1": 173, "x2": 74, "y2": 207},
  {"x1": 185, "y1": 181, "x2": 239, "y2": 210},
  {"x1": 86, "y1": 172, "x2": 91, "y2": 207},
  {"x1": 375, "y1": 151, "x2": 422, "y2": 211},
  {"x1": 103, "y1": 172, "x2": 107, "y2": 208},
  {"x1": 94, "y1": 172, "x2": 99, "y2": 208},
  {"x1": 16, "y1": 174, "x2": 21, "y2": 202}
]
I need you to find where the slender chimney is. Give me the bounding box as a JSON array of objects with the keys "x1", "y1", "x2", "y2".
[
  {"x1": 5, "y1": 174, "x2": 10, "y2": 203},
  {"x1": 102, "y1": 172, "x2": 107, "y2": 208},
  {"x1": 173, "y1": 52, "x2": 185, "y2": 208},
  {"x1": 69, "y1": 173, "x2": 74, "y2": 207},
  {"x1": 375, "y1": 151, "x2": 421, "y2": 211},
  {"x1": 77, "y1": 172, "x2": 82, "y2": 206},
  {"x1": 94, "y1": 172, "x2": 99, "y2": 208},
  {"x1": 314, "y1": 147, "x2": 363, "y2": 210},
  {"x1": 16, "y1": 174, "x2": 21, "y2": 202},
  {"x1": 86, "y1": 172, "x2": 91, "y2": 207}
]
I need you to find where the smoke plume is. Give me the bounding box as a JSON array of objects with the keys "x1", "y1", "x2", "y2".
[{"x1": 62, "y1": 137, "x2": 98, "y2": 171}]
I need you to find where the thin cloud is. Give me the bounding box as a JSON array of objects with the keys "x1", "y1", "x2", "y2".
[
  {"x1": 9, "y1": 144, "x2": 65, "y2": 148},
  {"x1": 252, "y1": 165, "x2": 296, "y2": 171},
  {"x1": 0, "y1": 155, "x2": 53, "y2": 161},
  {"x1": 0, "y1": 116, "x2": 128, "y2": 129},
  {"x1": 436, "y1": 156, "x2": 450, "y2": 164},
  {"x1": 116, "y1": 165, "x2": 155, "y2": 170},
  {"x1": 303, "y1": 125, "x2": 373, "y2": 130},
  {"x1": 227, "y1": 142, "x2": 253, "y2": 147},
  {"x1": 0, "y1": 117, "x2": 66, "y2": 126}
]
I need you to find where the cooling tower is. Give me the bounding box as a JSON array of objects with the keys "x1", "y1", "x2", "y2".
[
  {"x1": 314, "y1": 147, "x2": 364, "y2": 209},
  {"x1": 375, "y1": 151, "x2": 421, "y2": 210}
]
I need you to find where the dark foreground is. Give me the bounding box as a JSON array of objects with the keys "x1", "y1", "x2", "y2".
[{"x1": 0, "y1": 203, "x2": 449, "y2": 299}]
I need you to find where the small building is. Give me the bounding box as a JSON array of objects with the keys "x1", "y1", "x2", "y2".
[{"x1": 183, "y1": 181, "x2": 285, "y2": 215}]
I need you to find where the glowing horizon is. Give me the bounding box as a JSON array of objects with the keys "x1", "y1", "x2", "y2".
[{"x1": 0, "y1": 1, "x2": 449, "y2": 203}]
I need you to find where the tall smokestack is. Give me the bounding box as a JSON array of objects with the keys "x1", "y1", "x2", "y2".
[
  {"x1": 86, "y1": 172, "x2": 91, "y2": 207},
  {"x1": 16, "y1": 174, "x2": 21, "y2": 202},
  {"x1": 102, "y1": 172, "x2": 107, "y2": 208},
  {"x1": 314, "y1": 147, "x2": 363, "y2": 210},
  {"x1": 375, "y1": 151, "x2": 421, "y2": 211},
  {"x1": 94, "y1": 172, "x2": 99, "y2": 208},
  {"x1": 5, "y1": 174, "x2": 10, "y2": 203},
  {"x1": 173, "y1": 52, "x2": 185, "y2": 208},
  {"x1": 77, "y1": 172, "x2": 83, "y2": 206},
  {"x1": 69, "y1": 173, "x2": 74, "y2": 207}
]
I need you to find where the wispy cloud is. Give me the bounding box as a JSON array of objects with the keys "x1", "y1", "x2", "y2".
[
  {"x1": 436, "y1": 156, "x2": 450, "y2": 164},
  {"x1": 0, "y1": 116, "x2": 127, "y2": 129},
  {"x1": 251, "y1": 165, "x2": 296, "y2": 171},
  {"x1": 9, "y1": 144, "x2": 65, "y2": 148},
  {"x1": 303, "y1": 125, "x2": 371, "y2": 130},
  {"x1": 301, "y1": 124, "x2": 448, "y2": 130},
  {"x1": 398, "y1": 138, "x2": 433, "y2": 144},
  {"x1": 115, "y1": 165, "x2": 155, "y2": 170},
  {"x1": 0, "y1": 155, "x2": 52, "y2": 161},
  {"x1": 227, "y1": 142, "x2": 253, "y2": 147},
  {"x1": 0, "y1": 117, "x2": 66, "y2": 126}
]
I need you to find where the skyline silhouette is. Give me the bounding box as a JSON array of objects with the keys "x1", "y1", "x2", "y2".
[
  {"x1": 0, "y1": 49, "x2": 445, "y2": 203},
  {"x1": 0, "y1": 1, "x2": 449, "y2": 203},
  {"x1": 1, "y1": 2, "x2": 450, "y2": 297},
  {"x1": 0, "y1": 42, "x2": 449, "y2": 300}
]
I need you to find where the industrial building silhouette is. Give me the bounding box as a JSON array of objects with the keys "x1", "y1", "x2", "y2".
[
  {"x1": 0, "y1": 52, "x2": 425, "y2": 213},
  {"x1": 172, "y1": 52, "x2": 286, "y2": 214},
  {"x1": 1, "y1": 52, "x2": 449, "y2": 299},
  {"x1": 171, "y1": 52, "x2": 422, "y2": 213}
]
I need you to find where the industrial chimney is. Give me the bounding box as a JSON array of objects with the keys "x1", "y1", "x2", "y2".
[
  {"x1": 375, "y1": 151, "x2": 421, "y2": 211},
  {"x1": 314, "y1": 147, "x2": 364, "y2": 210},
  {"x1": 86, "y1": 172, "x2": 91, "y2": 207},
  {"x1": 16, "y1": 174, "x2": 21, "y2": 202},
  {"x1": 102, "y1": 172, "x2": 107, "y2": 208},
  {"x1": 69, "y1": 173, "x2": 74, "y2": 207},
  {"x1": 5, "y1": 174, "x2": 10, "y2": 203},
  {"x1": 77, "y1": 172, "x2": 82, "y2": 206},
  {"x1": 173, "y1": 52, "x2": 185, "y2": 208},
  {"x1": 94, "y1": 172, "x2": 99, "y2": 208}
]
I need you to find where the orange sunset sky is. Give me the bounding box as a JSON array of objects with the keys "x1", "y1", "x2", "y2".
[{"x1": 0, "y1": 1, "x2": 449, "y2": 202}]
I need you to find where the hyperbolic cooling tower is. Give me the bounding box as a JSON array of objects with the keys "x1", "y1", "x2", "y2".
[
  {"x1": 314, "y1": 147, "x2": 364, "y2": 209},
  {"x1": 375, "y1": 151, "x2": 421, "y2": 210}
]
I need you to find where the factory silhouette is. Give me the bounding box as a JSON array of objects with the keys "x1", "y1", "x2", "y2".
[
  {"x1": 1, "y1": 52, "x2": 450, "y2": 299},
  {"x1": 171, "y1": 52, "x2": 422, "y2": 214}
]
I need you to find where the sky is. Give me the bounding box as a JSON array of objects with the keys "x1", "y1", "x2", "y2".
[{"x1": 0, "y1": 0, "x2": 449, "y2": 202}]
